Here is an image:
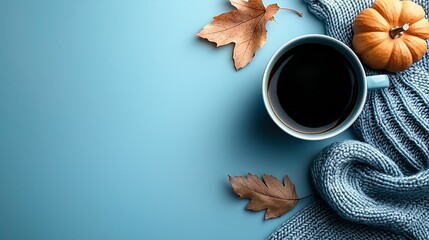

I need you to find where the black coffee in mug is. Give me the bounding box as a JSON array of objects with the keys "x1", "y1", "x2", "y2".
[{"x1": 267, "y1": 43, "x2": 359, "y2": 134}]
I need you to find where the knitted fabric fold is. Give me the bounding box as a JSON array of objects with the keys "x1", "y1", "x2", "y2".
[{"x1": 269, "y1": 0, "x2": 429, "y2": 239}]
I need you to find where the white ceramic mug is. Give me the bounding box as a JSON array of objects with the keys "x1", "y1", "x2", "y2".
[{"x1": 262, "y1": 34, "x2": 389, "y2": 140}]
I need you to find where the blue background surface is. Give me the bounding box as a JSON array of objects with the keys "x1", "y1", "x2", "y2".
[{"x1": 0, "y1": 0, "x2": 356, "y2": 239}]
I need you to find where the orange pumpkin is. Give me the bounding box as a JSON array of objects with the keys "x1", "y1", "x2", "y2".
[{"x1": 353, "y1": 0, "x2": 429, "y2": 72}]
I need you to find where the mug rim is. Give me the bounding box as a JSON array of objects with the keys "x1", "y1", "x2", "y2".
[{"x1": 262, "y1": 34, "x2": 367, "y2": 141}]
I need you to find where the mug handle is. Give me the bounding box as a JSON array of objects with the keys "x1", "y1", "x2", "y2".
[{"x1": 366, "y1": 75, "x2": 389, "y2": 89}]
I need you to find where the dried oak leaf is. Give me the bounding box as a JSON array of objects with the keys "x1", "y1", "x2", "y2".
[
  {"x1": 197, "y1": 0, "x2": 280, "y2": 70},
  {"x1": 229, "y1": 173, "x2": 298, "y2": 219}
]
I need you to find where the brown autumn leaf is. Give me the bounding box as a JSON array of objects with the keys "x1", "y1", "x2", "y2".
[
  {"x1": 229, "y1": 173, "x2": 298, "y2": 219},
  {"x1": 197, "y1": 0, "x2": 281, "y2": 70}
]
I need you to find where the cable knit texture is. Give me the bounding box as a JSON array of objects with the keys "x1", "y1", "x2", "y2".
[{"x1": 269, "y1": 0, "x2": 429, "y2": 239}]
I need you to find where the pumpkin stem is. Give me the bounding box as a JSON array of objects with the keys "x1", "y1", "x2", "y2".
[{"x1": 389, "y1": 23, "x2": 410, "y2": 39}]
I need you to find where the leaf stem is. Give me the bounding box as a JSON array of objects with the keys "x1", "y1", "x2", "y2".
[
  {"x1": 298, "y1": 194, "x2": 312, "y2": 200},
  {"x1": 283, "y1": 194, "x2": 313, "y2": 201},
  {"x1": 280, "y1": 7, "x2": 304, "y2": 17}
]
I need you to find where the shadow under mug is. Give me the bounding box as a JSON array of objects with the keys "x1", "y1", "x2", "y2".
[{"x1": 262, "y1": 34, "x2": 389, "y2": 141}]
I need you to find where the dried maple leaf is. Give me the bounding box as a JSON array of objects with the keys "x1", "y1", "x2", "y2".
[
  {"x1": 197, "y1": 0, "x2": 282, "y2": 70},
  {"x1": 229, "y1": 173, "x2": 298, "y2": 219}
]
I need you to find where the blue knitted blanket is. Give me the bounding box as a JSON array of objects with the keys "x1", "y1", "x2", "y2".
[{"x1": 269, "y1": 0, "x2": 429, "y2": 239}]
